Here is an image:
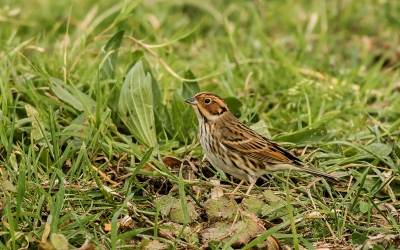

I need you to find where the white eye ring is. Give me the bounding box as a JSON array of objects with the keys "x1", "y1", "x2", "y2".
[{"x1": 204, "y1": 98, "x2": 211, "y2": 104}]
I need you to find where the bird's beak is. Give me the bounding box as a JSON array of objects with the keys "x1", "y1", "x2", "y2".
[{"x1": 185, "y1": 97, "x2": 198, "y2": 105}]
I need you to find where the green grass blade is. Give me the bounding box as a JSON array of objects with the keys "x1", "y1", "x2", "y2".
[{"x1": 286, "y1": 183, "x2": 299, "y2": 250}]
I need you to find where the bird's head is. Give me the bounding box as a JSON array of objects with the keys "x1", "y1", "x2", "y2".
[{"x1": 185, "y1": 92, "x2": 229, "y2": 122}]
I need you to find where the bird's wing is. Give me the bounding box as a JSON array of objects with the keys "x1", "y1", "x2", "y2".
[{"x1": 219, "y1": 124, "x2": 302, "y2": 165}]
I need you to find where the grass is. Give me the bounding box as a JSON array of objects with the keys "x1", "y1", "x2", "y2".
[{"x1": 1, "y1": 0, "x2": 400, "y2": 249}]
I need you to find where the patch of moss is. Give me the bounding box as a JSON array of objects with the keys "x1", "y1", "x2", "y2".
[
  {"x1": 204, "y1": 197, "x2": 238, "y2": 222},
  {"x1": 170, "y1": 201, "x2": 198, "y2": 223},
  {"x1": 242, "y1": 196, "x2": 265, "y2": 214}
]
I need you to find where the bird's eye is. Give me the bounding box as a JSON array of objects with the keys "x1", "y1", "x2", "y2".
[{"x1": 204, "y1": 98, "x2": 211, "y2": 104}]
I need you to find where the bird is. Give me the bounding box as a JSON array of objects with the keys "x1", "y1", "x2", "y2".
[{"x1": 185, "y1": 92, "x2": 338, "y2": 197}]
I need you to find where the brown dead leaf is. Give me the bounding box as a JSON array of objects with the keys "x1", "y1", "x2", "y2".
[
  {"x1": 142, "y1": 163, "x2": 153, "y2": 171},
  {"x1": 161, "y1": 156, "x2": 182, "y2": 167},
  {"x1": 104, "y1": 223, "x2": 111, "y2": 232},
  {"x1": 65, "y1": 158, "x2": 72, "y2": 167},
  {"x1": 162, "y1": 156, "x2": 199, "y2": 180}
]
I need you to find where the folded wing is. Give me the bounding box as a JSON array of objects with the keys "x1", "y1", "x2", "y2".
[{"x1": 218, "y1": 124, "x2": 302, "y2": 166}]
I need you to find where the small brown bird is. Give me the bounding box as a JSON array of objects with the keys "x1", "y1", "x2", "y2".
[{"x1": 186, "y1": 92, "x2": 338, "y2": 196}]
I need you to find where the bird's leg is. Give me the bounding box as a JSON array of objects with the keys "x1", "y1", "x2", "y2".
[
  {"x1": 245, "y1": 177, "x2": 258, "y2": 196},
  {"x1": 229, "y1": 179, "x2": 245, "y2": 200}
]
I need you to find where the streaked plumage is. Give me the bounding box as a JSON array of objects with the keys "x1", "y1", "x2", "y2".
[{"x1": 186, "y1": 92, "x2": 338, "y2": 194}]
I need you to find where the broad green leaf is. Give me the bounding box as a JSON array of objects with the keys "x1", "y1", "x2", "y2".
[
  {"x1": 182, "y1": 70, "x2": 200, "y2": 100},
  {"x1": 224, "y1": 97, "x2": 242, "y2": 115},
  {"x1": 125, "y1": 50, "x2": 144, "y2": 75},
  {"x1": 102, "y1": 30, "x2": 124, "y2": 79},
  {"x1": 152, "y1": 103, "x2": 166, "y2": 140},
  {"x1": 171, "y1": 92, "x2": 188, "y2": 139},
  {"x1": 50, "y1": 78, "x2": 83, "y2": 110},
  {"x1": 181, "y1": 105, "x2": 197, "y2": 138},
  {"x1": 395, "y1": 144, "x2": 400, "y2": 158},
  {"x1": 153, "y1": 106, "x2": 167, "y2": 138},
  {"x1": 156, "y1": 104, "x2": 174, "y2": 138},
  {"x1": 357, "y1": 142, "x2": 396, "y2": 169},
  {"x1": 171, "y1": 92, "x2": 196, "y2": 142},
  {"x1": 359, "y1": 201, "x2": 369, "y2": 214},
  {"x1": 50, "y1": 233, "x2": 68, "y2": 250},
  {"x1": 362, "y1": 143, "x2": 392, "y2": 158},
  {"x1": 151, "y1": 75, "x2": 163, "y2": 113},
  {"x1": 49, "y1": 77, "x2": 96, "y2": 112},
  {"x1": 118, "y1": 61, "x2": 157, "y2": 147},
  {"x1": 274, "y1": 126, "x2": 328, "y2": 143},
  {"x1": 351, "y1": 232, "x2": 368, "y2": 245},
  {"x1": 250, "y1": 119, "x2": 271, "y2": 139}
]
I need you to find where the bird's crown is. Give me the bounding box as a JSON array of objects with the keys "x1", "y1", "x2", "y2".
[{"x1": 185, "y1": 92, "x2": 230, "y2": 121}]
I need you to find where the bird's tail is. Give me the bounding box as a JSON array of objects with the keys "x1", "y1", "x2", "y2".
[{"x1": 298, "y1": 166, "x2": 339, "y2": 184}]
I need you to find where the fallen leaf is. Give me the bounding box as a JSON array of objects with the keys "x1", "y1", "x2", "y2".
[
  {"x1": 204, "y1": 197, "x2": 238, "y2": 222},
  {"x1": 50, "y1": 233, "x2": 69, "y2": 250}
]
